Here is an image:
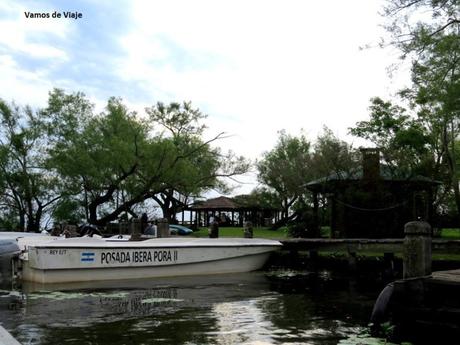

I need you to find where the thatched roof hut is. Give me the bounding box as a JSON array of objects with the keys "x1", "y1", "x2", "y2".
[{"x1": 185, "y1": 196, "x2": 280, "y2": 228}]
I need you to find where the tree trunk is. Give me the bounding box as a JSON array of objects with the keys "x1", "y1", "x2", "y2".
[
  {"x1": 88, "y1": 203, "x2": 99, "y2": 225},
  {"x1": 161, "y1": 206, "x2": 172, "y2": 222},
  {"x1": 26, "y1": 209, "x2": 41, "y2": 232},
  {"x1": 18, "y1": 211, "x2": 25, "y2": 231},
  {"x1": 271, "y1": 211, "x2": 298, "y2": 229},
  {"x1": 443, "y1": 122, "x2": 460, "y2": 225}
]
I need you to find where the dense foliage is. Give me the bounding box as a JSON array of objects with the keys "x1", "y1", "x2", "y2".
[
  {"x1": 0, "y1": 90, "x2": 248, "y2": 230},
  {"x1": 256, "y1": 128, "x2": 358, "y2": 228}
]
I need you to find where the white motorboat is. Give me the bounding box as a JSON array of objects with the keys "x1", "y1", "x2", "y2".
[{"x1": 18, "y1": 237, "x2": 282, "y2": 283}]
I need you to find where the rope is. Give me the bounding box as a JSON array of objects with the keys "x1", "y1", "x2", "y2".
[{"x1": 333, "y1": 198, "x2": 407, "y2": 212}]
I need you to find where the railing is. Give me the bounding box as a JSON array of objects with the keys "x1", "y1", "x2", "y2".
[{"x1": 280, "y1": 237, "x2": 460, "y2": 255}]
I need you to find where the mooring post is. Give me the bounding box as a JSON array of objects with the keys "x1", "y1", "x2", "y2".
[
  {"x1": 243, "y1": 221, "x2": 253, "y2": 238},
  {"x1": 209, "y1": 221, "x2": 219, "y2": 238},
  {"x1": 383, "y1": 252, "x2": 395, "y2": 279},
  {"x1": 130, "y1": 218, "x2": 142, "y2": 241},
  {"x1": 157, "y1": 218, "x2": 170, "y2": 238},
  {"x1": 403, "y1": 221, "x2": 432, "y2": 279},
  {"x1": 348, "y1": 251, "x2": 357, "y2": 272},
  {"x1": 118, "y1": 222, "x2": 123, "y2": 236}
]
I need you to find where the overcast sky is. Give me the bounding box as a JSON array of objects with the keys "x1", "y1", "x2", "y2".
[{"x1": 0, "y1": 0, "x2": 410, "y2": 194}]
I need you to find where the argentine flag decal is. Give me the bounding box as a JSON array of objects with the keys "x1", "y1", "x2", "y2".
[{"x1": 81, "y1": 252, "x2": 95, "y2": 262}]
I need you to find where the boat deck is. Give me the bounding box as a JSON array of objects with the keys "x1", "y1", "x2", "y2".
[
  {"x1": 20, "y1": 237, "x2": 283, "y2": 249},
  {"x1": 0, "y1": 325, "x2": 20, "y2": 345},
  {"x1": 432, "y1": 269, "x2": 460, "y2": 284}
]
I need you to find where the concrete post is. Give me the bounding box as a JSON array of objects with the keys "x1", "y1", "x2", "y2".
[
  {"x1": 157, "y1": 218, "x2": 170, "y2": 238},
  {"x1": 243, "y1": 221, "x2": 253, "y2": 238},
  {"x1": 403, "y1": 221, "x2": 432, "y2": 279}
]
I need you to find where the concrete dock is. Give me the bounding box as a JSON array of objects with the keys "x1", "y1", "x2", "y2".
[{"x1": 370, "y1": 221, "x2": 460, "y2": 341}]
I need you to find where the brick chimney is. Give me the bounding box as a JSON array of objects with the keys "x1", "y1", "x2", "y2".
[{"x1": 360, "y1": 148, "x2": 380, "y2": 180}]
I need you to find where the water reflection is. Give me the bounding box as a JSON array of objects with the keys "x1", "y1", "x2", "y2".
[
  {"x1": 0, "y1": 271, "x2": 380, "y2": 345},
  {"x1": 210, "y1": 298, "x2": 276, "y2": 344}
]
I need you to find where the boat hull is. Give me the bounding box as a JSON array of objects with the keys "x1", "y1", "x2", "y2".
[{"x1": 20, "y1": 238, "x2": 281, "y2": 283}]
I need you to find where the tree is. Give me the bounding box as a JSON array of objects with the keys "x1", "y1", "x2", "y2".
[
  {"x1": 257, "y1": 131, "x2": 312, "y2": 224},
  {"x1": 146, "y1": 102, "x2": 249, "y2": 222},
  {"x1": 312, "y1": 127, "x2": 359, "y2": 178},
  {"x1": 146, "y1": 101, "x2": 207, "y2": 138},
  {"x1": 354, "y1": 0, "x2": 460, "y2": 216},
  {"x1": 41, "y1": 88, "x2": 95, "y2": 223},
  {"x1": 0, "y1": 90, "x2": 249, "y2": 229},
  {"x1": 0, "y1": 100, "x2": 62, "y2": 231},
  {"x1": 257, "y1": 128, "x2": 358, "y2": 231},
  {"x1": 48, "y1": 95, "x2": 166, "y2": 225},
  {"x1": 233, "y1": 187, "x2": 280, "y2": 210},
  {"x1": 382, "y1": 0, "x2": 459, "y2": 58},
  {"x1": 350, "y1": 97, "x2": 433, "y2": 175},
  {"x1": 47, "y1": 94, "x2": 249, "y2": 226},
  {"x1": 403, "y1": 36, "x2": 460, "y2": 214}
]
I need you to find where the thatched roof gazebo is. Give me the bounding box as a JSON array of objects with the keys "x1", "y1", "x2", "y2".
[
  {"x1": 183, "y1": 196, "x2": 279, "y2": 229},
  {"x1": 193, "y1": 196, "x2": 238, "y2": 210}
]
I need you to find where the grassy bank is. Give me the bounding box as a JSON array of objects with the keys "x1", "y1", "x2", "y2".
[
  {"x1": 188, "y1": 226, "x2": 460, "y2": 262},
  {"x1": 188, "y1": 226, "x2": 460, "y2": 241},
  {"x1": 191, "y1": 226, "x2": 288, "y2": 239},
  {"x1": 440, "y1": 228, "x2": 460, "y2": 239}
]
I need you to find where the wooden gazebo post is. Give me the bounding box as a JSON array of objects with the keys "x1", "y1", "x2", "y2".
[{"x1": 313, "y1": 191, "x2": 320, "y2": 237}]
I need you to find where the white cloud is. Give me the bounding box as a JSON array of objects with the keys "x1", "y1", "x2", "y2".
[
  {"x1": 0, "y1": 0, "x2": 413, "y2": 194},
  {"x1": 0, "y1": 1, "x2": 70, "y2": 60},
  {"x1": 0, "y1": 1, "x2": 73, "y2": 106},
  {"x1": 0, "y1": 54, "x2": 54, "y2": 105},
  {"x1": 115, "y1": 0, "x2": 406, "y2": 162}
]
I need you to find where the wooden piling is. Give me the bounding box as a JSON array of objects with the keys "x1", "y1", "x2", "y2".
[
  {"x1": 209, "y1": 222, "x2": 219, "y2": 238},
  {"x1": 157, "y1": 218, "x2": 170, "y2": 238},
  {"x1": 347, "y1": 251, "x2": 357, "y2": 272},
  {"x1": 129, "y1": 219, "x2": 142, "y2": 241},
  {"x1": 243, "y1": 221, "x2": 253, "y2": 238}
]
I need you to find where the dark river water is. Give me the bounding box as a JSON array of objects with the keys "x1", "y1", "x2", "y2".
[{"x1": 0, "y1": 270, "x2": 390, "y2": 345}]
